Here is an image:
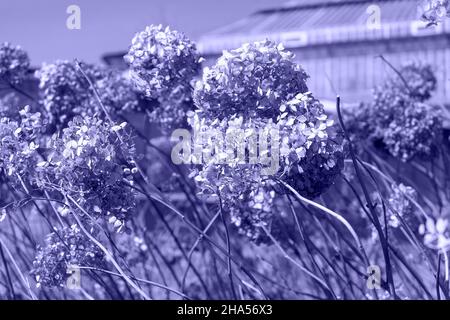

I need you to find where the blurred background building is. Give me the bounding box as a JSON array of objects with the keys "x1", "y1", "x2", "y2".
[
  {"x1": 196, "y1": 0, "x2": 450, "y2": 103},
  {"x1": 103, "y1": 0, "x2": 450, "y2": 105}
]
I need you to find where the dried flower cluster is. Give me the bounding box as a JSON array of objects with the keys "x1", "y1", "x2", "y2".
[
  {"x1": 193, "y1": 40, "x2": 309, "y2": 120},
  {"x1": 346, "y1": 62, "x2": 442, "y2": 161},
  {"x1": 36, "y1": 116, "x2": 137, "y2": 231},
  {"x1": 420, "y1": 0, "x2": 450, "y2": 24},
  {"x1": 31, "y1": 224, "x2": 104, "y2": 288},
  {"x1": 36, "y1": 61, "x2": 139, "y2": 129},
  {"x1": 125, "y1": 25, "x2": 202, "y2": 131},
  {"x1": 0, "y1": 106, "x2": 44, "y2": 184},
  {"x1": 191, "y1": 40, "x2": 344, "y2": 242},
  {"x1": 1, "y1": 20, "x2": 449, "y2": 299},
  {"x1": 0, "y1": 42, "x2": 30, "y2": 85},
  {"x1": 94, "y1": 69, "x2": 139, "y2": 114},
  {"x1": 36, "y1": 61, "x2": 104, "y2": 128},
  {"x1": 278, "y1": 95, "x2": 344, "y2": 198}
]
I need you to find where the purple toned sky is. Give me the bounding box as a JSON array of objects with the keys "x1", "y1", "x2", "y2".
[{"x1": 0, "y1": 0, "x2": 287, "y2": 66}]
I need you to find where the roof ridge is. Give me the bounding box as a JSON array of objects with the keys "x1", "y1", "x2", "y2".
[{"x1": 255, "y1": 0, "x2": 416, "y2": 15}]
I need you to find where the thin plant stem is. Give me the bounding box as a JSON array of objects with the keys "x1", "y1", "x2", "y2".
[{"x1": 67, "y1": 195, "x2": 151, "y2": 300}]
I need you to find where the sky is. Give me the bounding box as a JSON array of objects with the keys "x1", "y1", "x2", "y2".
[{"x1": 0, "y1": 0, "x2": 286, "y2": 66}]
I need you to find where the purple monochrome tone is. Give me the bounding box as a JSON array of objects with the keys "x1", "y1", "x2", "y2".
[{"x1": 0, "y1": 0, "x2": 450, "y2": 301}]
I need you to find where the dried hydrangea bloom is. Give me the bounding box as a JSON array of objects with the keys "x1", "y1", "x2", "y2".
[
  {"x1": 346, "y1": 62, "x2": 442, "y2": 162},
  {"x1": 36, "y1": 60, "x2": 104, "y2": 128},
  {"x1": 193, "y1": 40, "x2": 309, "y2": 120},
  {"x1": 37, "y1": 61, "x2": 140, "y2": 129},
  {"x1": 0, "y1": 106, "x2": 44, "y2": 184},
  {"x1": 191, "y1": 143, "x2": 276, "y2": 242},
  {"x1": 125, "y1": 25, "x2": 201, "y2": 130},
  {"x1": 31, "y1": 224, "x2": 104, "y2": 288},
  {"x1": 186, "y1": 115, "x2": 273, "y2": 241},
  {"x1": 397, "y1": 62, "x2": 437, "y2": 102},
  {"x1": 37, "y1": 116, "x2": 136, "y2": 231},
  {"x1": 382, "y1": 101, "x2": 441, "y2": 161},
  {"x1": 188, "y1": 41, "x2": 344, "y2": 242},
  {"x1": 420, "y1": 0, "x2": 450, "y2": 24},
  {"x1": 189, "y1": 91, "x2": 344, "y2": 242},
  {"x1": 277, "y1": 93, "x2": 345, "y2": 198},
  {"x1": 371, "y1": 63, "x2": 437, "y2": 127},
  {"x1": 147, "y1": 98, "x2": 194, "y2": 133},
  {"x1": 94, "y1": 69, "x2": 139, "y2": 114},
  {"x1": 228, "y1": 186, "x2": 277, "y2": 243},
  {"x1": 0, "y1": 42, "x2": 30, "y2": 85}
]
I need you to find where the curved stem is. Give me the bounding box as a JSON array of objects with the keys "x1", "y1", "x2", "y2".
[{"x1": 278, "y1": 179, "x2": 364, "y2": 256}]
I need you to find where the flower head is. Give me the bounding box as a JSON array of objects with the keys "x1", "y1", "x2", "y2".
[
  {"x1": 189, "y1": 90, "x2": 344, "y2": 242},
  {"x1": 193, "y1": 40, "x2": 309, "y2": 120},
  {"x1": 398, "y1": 62, "x2": 437, "y2": 101},
  {"x1": 188, "y1": 41, "x2": 343, "y2": 243},
  {"x1": 36, "y1": 60, "x2": 104, "y2": 128},
  {"x1": 228, "y1": 186, "x2": 277, "y2": 243},
  {"x1": 94, "y1": 69, "x2": 139, "y2": 114},
  {"x1": 31, "y1": 224, "x2": 104, "y2": 288},
  {"x1": 420, "y1": 0, "x2": 450, "y2": 25},
  {"x1": 277, "y1": 93, "x2": 344, "y2": 198},
  {"x1": 37, "y1": 115, "x2": 136, "y2": 230},
  {"x1": 193, "y1": 147, "x2": 277, "y2": 242},
  {"x1": 382, "y1": 102, "x2": 441, "y2": 161},
  {"x1": 125, "y1": 25, "x2": 201, "y2": 131},
  {"x1": 0, "y1": 42, "x2": 30, "y2": 85},
  {"x1": 346, "y1": 62, "x2": 442, "y2": 161},
  {"x1": 0, "y1": 106, "x2": 44, "y2": 184}
]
